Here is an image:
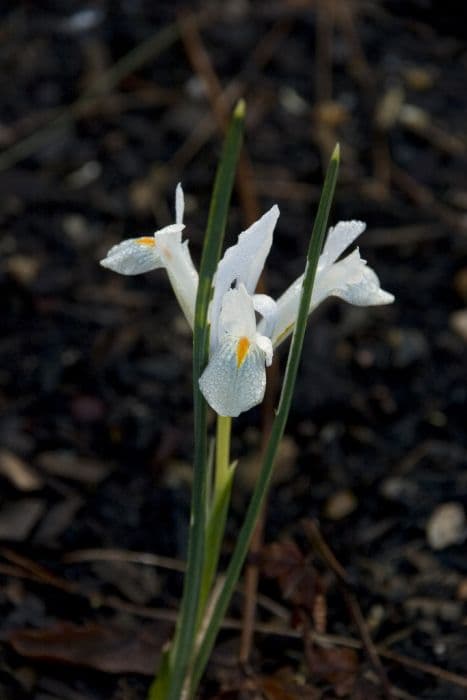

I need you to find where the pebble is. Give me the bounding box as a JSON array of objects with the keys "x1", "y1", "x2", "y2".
[
  {"x1": 450, "y1": 309, "x2": 467, "y2": 343},
  {"x1": 426, "y1": 502, "x2": 466, "y2": 550},
  {"x1": 0, "y1": 449, "x2": 43, "y2": 491},
  {"x1": 7, "y1": 255, "x2": 41, "y2": 285},
  {"x1": 387, "y1": 327, "x2": 429, "y2": 367},
  {"x1": 324, "y1": 489, "x2": 357, "y2": 520}
]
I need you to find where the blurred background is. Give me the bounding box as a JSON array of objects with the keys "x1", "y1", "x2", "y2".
[{"x1": 1, "y1": 1, "x2": 467, "y2": 698}]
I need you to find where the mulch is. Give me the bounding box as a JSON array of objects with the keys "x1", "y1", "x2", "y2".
[{"x1": 1, "y1": 2, "x2": 467, "y2": 698}]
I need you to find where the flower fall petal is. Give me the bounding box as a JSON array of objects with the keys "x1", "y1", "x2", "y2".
[
  {"x1": 199, "y1": 339, "x2": 267, "y2": 417},
  {"x1": 100, "y1": 237, "x2": 163, "y2": 275}
]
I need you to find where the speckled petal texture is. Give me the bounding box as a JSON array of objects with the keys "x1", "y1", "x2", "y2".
[
  {"x1": 100, "y1": 238, "x2": 163, "y2": 275},
  {"x1": 199, "y1": 340, "x2": 267, "y2": 417}
]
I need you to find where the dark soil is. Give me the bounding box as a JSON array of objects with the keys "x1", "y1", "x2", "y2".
[{"x1": 1, "y1": 2, "x2": 467, "y2": 699}]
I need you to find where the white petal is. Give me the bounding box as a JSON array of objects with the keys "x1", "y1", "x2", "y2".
[
  {"x1": 199, "y1": 338, "x2": 267, "y2": 417},
  {"x1": 100, "y1": 237, "x2": 162, "y2": 275},
  {"x1": 255, "y1": 333, "x2": 273, "y2": 366},
  {"x1": 271, "y1": 249, "x2": 393, "y2": 347},
  {"x1": 220, "y1": 284, "x2": 256, "y2": 340},
  {"x1": 175, "y1": 183, "x2": 184, "y2": 225},
  {"x1": 155, "y1": 226, "x2": 198, "y2": 328},
  {"x1": 268, "y1": 275, "x2": 303, "y2": 346},
  {"x1": 210, "y1": 205, "x2": 279, "y2": 349},
  {"x1": 253, "y1": 293, "x2": 277, "y2": 339},
  {"x1": 319, "y1": 220, "x2": 366, "y2": 269},
  {"x1": 321, "y1": 249, "x2": 395, "y2": 306},
  {"x1": 155, "y1": 222, "x2": 185, "y2": 243}
]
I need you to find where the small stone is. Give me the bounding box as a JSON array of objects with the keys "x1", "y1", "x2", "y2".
[
  {"x1": 450, "y1": 309, "x2": 467, "y2": 343},
  {"x1": 381, "y1": 476, "x2": 418, "y2": 504},
  {"x1": 375, "y1": 85, "x2": 404, "y2": 131},
  {"x1": 387, "y1": 328, "x2": 429, "y2": 367},
  {"x1": 66, "y1": 160, "x2": 101, "y2": 189},
  {"x1": 426, "y1": 502, "x2": 466, "y2": 550},
  {"x1": 0, "y1": 499, "x2": 45, "y2": 540},
  {"x1": 404, "y1": 66, "x2": 436, "y2": 91},
  {"x1": 456, "y1": 578, "x2": 467, "y2": 600},
  {"x1": 7, "y1": 255, "x2": 41, "y2": 285},
  {"x1": 62, "y1": 214, "x2": 93, "y2": 246},
  {"x1": 279, "y1": 87, "x2": 309, "y2": 116},
  {"x1": 324, "y1": 489, "x2": 357, "y2": 520},
  {"x1": 313, "y1": 100, "x2": 349, "y2": 126},
  {"x1": 0, "y1": 449, "x2": 43, "y2": 491},
  {"x1": 37, "y1": 451, "x2": 111, "y2": 485}
]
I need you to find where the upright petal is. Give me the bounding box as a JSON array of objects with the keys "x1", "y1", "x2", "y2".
[
  {"x1": 220, "y1": 284, "x2": 257, "y2": 340},
  {"x1": 210, "y1": 205, "x2": 280, "y2": 349},
  {"x1": 100, "y1": 236, "x2": 163, "y2": 275},
  {"x1": 319, "y1": 220, "x2": 366, "y2": 270},
  {"x1": 253, "y1": 293, "x2": 277, "y2": 339},
  {"x1": 175, "y1": 182, "x2": 184, "y2": 225},
  {"x1": 199, "y1": 338, "x2": 267, "y2": 417}
]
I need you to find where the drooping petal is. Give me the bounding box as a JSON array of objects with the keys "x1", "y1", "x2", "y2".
[
  {"x1": 100, "y1": 236, "x2": 163, "y2": 275},
  {"x1": 270, "y1": 249, "x2": 393, "y2": 347},
  {"x1": 319, "y1": 220, "x2": 366, "y2": 270},
  {"x1": 155, "y1": 226, "x2": 198, "y2": 328},
  {"x1": 175, "y1": 182, "x2": 184, "y2": 225},
  {"x1": 199, "y1": 338, "x2": 267, "y2": 417},
  {"x1": 210, "y1": 205, "x2": 280, "y2": 349},
  {"x1": 318, "y1": 249, "x2": 395, "y2": 307},
  {"x1": 100, "y1": 185, "x2": 197, "y2": 326}
]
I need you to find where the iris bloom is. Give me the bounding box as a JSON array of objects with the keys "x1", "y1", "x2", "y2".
[{"x1": 100, "y1": 185, "x2": 393, "y2": 417}]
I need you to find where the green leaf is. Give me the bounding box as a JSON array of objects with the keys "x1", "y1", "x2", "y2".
[
  {"x1": 190, "y1": 144, "x2": 340, "y2": 693},
  {"x1": 148, "y1": 100, "x2": 245, "y2": 700}
]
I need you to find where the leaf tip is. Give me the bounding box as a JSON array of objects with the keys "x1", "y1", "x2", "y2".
[
  {"x1": 234, "y1": 99, "x2": 246, "y2": 120},
  {"x1": 331, "y1": 142, "x2": 340, "y2": 163}
]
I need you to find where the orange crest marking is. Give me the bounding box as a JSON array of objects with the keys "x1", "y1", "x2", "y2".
[
  {"x1": 136, "y1": 237, "x2": 156, "y2": 247},
  {"x1": 236, "y1": 336, "x2": 250, "y2": 368}
]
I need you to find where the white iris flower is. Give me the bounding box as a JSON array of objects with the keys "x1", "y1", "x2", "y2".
[
  {"x1": 100, "y1": 185, "x2": 394, "y2": 417},
  {"x1": 100, "y1": 184, "x2": 198, "y2": 328}
]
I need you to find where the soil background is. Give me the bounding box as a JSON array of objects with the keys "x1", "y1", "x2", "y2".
[{"x1": 1, "y1": 1, "x2": 467, "y2": 699}]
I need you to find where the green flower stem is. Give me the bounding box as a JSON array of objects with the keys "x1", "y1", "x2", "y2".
[
  {"x1": 214, "y1": 415, "x2": 232, "y2": 504},
  {"x1": 198, "y1": 415, "x2": 233, "y2": 616},
  {"x1": 148, "y1": 101, "x2": 245, "y2": 700},
  {"x1": 190, "y1": 145, "x2": 340, "y2": 694}
]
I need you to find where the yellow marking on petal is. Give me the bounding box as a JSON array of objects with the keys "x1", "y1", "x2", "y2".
[
  {"x1": 136, "y1": 237, "x2": 156, "y2": 247},
  {"x1": 236, "y1": 336, "x2": 250, "y2": 368}
]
